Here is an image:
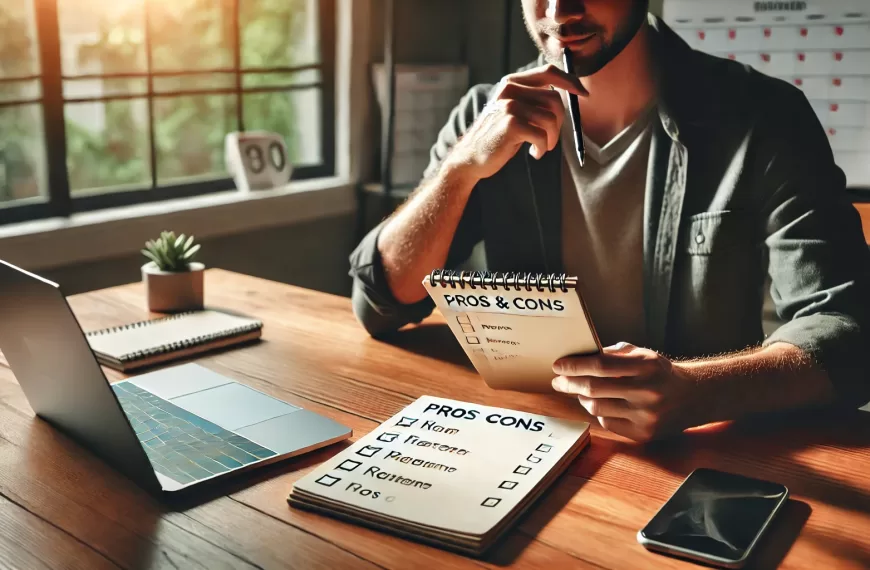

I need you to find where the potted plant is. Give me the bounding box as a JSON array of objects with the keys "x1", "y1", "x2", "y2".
[{"x1": 141, "y1": 231, "x2": 204, "y2": 313}]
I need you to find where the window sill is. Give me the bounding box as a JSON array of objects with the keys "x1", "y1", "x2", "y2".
[{"x1": 0, "y1": 177, "x2": 355, "y2": 271}]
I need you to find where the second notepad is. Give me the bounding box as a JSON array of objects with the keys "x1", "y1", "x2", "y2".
[
  {"x1": 288, "y1": 395, "x2": 590, "y2": 555},
  {"x1": 423, "y1": 270, "x2": 601, "y2": 392}
]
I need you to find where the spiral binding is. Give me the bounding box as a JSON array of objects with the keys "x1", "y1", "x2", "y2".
[
  {"x1": 428, "y1": 269, "x2": 576, "y2": 293},
  {"x1": 86, "y1": 312, "x2": 263, "y2": 363},
  {"x1": 86, "y1": 311, "x2": 195, "y2": 337}
]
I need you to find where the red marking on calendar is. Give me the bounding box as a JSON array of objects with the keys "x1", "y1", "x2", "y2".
[
  {"x1": 835, "y1": 26, "x2": 844, "y2": 36},
  {"x1": 763, "y1": 28, "x2": 771, "y2": 38},
  {"x1": 800, "y1": 28, "x2": 808, "y2": 37},
  {"x1": 728, "y1": 54, "x2": 736, "y2": 60},
  {"x1": 761, "y1": 54, "x2": 770, "y2": 63},
  {"x1": 830, "y1": 103, "x2": 839, "y2": 112},
  {"x1": 794, "y1": 78, "x2": 803, "y2": 86},
  {"x1": 698, "y1": 30, "x2": 705, "y2": 40},
  {"x1": 728, "y1": 29, "x2": 736, "y2": 40},
  {"x1": 833, "y1": 78, "x2": 842, "y2": 87},
  {"x1": 829, "y1": 128, "x2": 837, "y2": 136},
  {"x1": 834, "y1": 52, "x2": 843, "y2": 61},
  {"x1": 797, "y1": 53, "x2": 806, "y2": 62}
]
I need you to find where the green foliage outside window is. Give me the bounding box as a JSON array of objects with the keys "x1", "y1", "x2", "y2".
[
  {"x1": 0, "y1": 4, "x2": 41, "y2": 201},
  {"x1": 0, "y1": 0, "x2": 309, "y2": 202}
]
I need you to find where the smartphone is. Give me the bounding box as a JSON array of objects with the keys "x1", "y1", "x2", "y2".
[{"x1": 637, "y1": 468, "x2": 789, "y2": 568}]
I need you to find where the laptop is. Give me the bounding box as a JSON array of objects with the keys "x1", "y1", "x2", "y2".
[{"x1": 0, "y1": 260, "x2": 352, "y2": 495}]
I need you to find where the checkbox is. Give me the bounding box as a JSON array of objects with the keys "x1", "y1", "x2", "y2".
[
  {"x1": 337, "y1": 459, "x2": 362, "y2": 472},
  {"x1": 536, "y1": 443, "x2": 553, "y2": 453},
  {"x1": 481, "y1": 497, "x2": 502, "y2": 508},
  {"x1": 460, "y1": 323, "x2": 475, "y2": 333},
  {"x1": 396, "y1": 417, "x2": 418, "y2": 428},
  {"x1": 356, "y1": 445, "x2": 383, "y2": 458},
  {"x1": 514, "y1": 465, "x2": 531, "y2": 475},
  {"x1": 466, "y1": 336, "x2": 480, "y2": 345},
  {"x1": 499, "y1": 480, "x2": 518, "y2": 490},
  {"x1": 315, "y1": 474, "x2": 341, "y2": 487},
  {"x1": 457, "y1": 315, "x2": 471, "y2": 324},
  {"x1": 527, "y1": 454, "x2": 542, "y2": 464},
  {"x1": 377, "y1": 432, "x2": 400, "y2": 443}
]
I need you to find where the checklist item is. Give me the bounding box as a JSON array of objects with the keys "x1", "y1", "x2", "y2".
[
  {"x1": 481, "y1": 497, "x2": 502, "y2": 508},
  {"x1": 337, "y1": 459, "x2": 362, "y2": 472},
  {"x1": 315, "y1": 474, "x2": 341, "y2": 487},
  {"x1": 356, "y1": 445, "x2": 383, "y2": 458}
]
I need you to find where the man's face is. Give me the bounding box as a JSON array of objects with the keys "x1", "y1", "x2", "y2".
[{"x1": 522, "y1": 0, "x2": 649, "y2": 76}]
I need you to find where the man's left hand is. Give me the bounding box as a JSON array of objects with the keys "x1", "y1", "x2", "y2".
[{"x1": 551, "y1": 343, "x2": 700, "y2": 442}]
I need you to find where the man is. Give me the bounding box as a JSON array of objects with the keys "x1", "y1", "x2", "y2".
[{"x1": 350, "y1": 0, "x2": 870, "y2": 441}]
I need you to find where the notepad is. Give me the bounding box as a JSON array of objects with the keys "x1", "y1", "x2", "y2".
[
  {"x1": 85, "y1": 309, "x2": 263, "y2": 371},
  {"x1": 422, "y1": 270, "x2": 601, "y2": 392},
  {"x1": 288, "y1": 396, "x2": 590, "y2": 556}
]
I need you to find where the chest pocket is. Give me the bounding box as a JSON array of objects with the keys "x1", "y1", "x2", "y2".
[
  {"x1": 683, "y1": 210, "x2": 753, "y2": 255},
  {"x1": 673, "y1": 209, "x2": 763, "y2": 356}
]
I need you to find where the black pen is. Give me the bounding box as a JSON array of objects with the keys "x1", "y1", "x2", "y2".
[{"x1": 561, "y1": 47, "x2": 586, "y2": 167}]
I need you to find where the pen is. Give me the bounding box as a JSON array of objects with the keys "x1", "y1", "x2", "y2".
[{"x1": 561, "y1": 47, "x2": 586, "y2": 167}]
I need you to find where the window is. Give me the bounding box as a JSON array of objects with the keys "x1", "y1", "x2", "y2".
[{"x1": 0, "y1": 0, "x2": 335, "y2": 225}]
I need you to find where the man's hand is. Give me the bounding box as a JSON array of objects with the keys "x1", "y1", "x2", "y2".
[
  {"x1": 551, "y1": 343, "x2": 700, "y2": 442},
  {"x1": 443, "y1": 64, "x2": 587, "y2": 181}
]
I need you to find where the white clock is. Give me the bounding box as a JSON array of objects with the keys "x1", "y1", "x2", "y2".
[{"x1": 224, "y1": 131, "x2": 293, "y2": 192}]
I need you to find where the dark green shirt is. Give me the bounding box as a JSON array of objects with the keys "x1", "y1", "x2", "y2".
[{"x1": 349, "y1": 15, "x2": 870, "y2": 409}]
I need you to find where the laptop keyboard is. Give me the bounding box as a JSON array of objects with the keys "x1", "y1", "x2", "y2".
[{"x1": 112, "y1": 382, "x2": 277, "y2": 485}]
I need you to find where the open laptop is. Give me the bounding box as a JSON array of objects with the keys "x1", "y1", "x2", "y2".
[{"x1": 0, "y1": 259, "x2": 351, "y2": 495}]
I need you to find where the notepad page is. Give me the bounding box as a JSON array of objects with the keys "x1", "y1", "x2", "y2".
[
  {"x1": 423, "y1": 280, "x2": 599, "y2": 389},
  {"x1": 292, "y1": 396, "x2": 590, "y2": 537},
  {"x1": 86, "y1": 310, "x2": 261, "y2": 361}
]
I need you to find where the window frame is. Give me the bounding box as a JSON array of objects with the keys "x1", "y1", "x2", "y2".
[{"x1": 0, "y1": 0, "x2": 336, "y2": 226}]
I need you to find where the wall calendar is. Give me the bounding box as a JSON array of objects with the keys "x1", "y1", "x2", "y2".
[{"x1": 663, "y1": 0, "x2": 870, "y2": 189}]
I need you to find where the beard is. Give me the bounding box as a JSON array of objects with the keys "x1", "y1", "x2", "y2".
[{"x1": 525, "y1": 4, "x2": 649, "y2": 77}]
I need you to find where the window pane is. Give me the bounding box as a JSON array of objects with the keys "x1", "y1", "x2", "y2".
[
  {"x1": 58, "y1": 0, "x2": 147, "y2": 76},
  {"x1": 149, "y1": 0, "x2": 233, "y2": 72},
  {"x1": 65, "y1": 99, "x2": 151, "y2": 193},
  {"x1": 154, "y1": 94, "x2": 237, "y2": 184},
  {"x1": 153, "y1": 72, "x2": 235, "y2": 95},
  {"x1": 0, "y1": 1, "x2": 41, "y2": 78},
  {"x1": 0, "y1": 104, "x2": 46, "y2": 203},
  {"x1": 63, "y1": 77, "x2": 148, "y2": 99},
  {"x1": 243, "y1": 88, "x2": 321, "y2": 167},
  {"x1": 0, "y1": 79, "x2": 41, "y2": 103},
  {"x1": 240, "y1": 0, "x2": 319, "y2": 69},
  {"x1": 242, "y1": 68, "x2": 320, "y2": 89}
]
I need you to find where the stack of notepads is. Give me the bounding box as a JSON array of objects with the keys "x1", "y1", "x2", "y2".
[{"x1": 288, "y1": 396, "x2": 590, "y2": 555}]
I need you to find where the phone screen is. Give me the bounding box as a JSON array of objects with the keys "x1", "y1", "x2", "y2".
[{"x1": 639, "y1": 468, "x2": 788, "y2": 564}]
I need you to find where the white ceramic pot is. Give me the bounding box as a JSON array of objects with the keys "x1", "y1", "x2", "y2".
[{"x1": 141, "y1": 261, "x2": 205, "y2": 313}]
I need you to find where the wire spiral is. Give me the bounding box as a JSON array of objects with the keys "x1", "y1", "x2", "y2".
[{"x1": 428, "y1": 269, "x2": 574, "y2": 293}]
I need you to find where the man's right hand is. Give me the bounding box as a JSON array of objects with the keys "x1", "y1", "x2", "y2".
[{"x1": 442, "y1": 64, "x2": 587, "y2": 182}]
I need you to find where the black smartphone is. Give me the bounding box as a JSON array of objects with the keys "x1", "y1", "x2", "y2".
[{"x1": 637, "y1": 468, "x2": 789, "y2": 568}]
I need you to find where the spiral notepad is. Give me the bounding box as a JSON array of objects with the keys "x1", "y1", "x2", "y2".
[
  {"x1": 288, "y1": 395, "x2": 591, "y2": 556},
  {"x1": 423, "y1": 270, "x2": 601, "y2": 392},
  {"x1": 86, "y1": 309, "x2": 263, "y2": 371}
]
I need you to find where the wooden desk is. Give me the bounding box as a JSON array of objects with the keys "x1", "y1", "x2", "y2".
[
  {"x1": 1, "y1": 269, "x2": 869, "y2": 569},
  {"x1": 854, "y1": 203, "x2": 870, "y2": 243}
]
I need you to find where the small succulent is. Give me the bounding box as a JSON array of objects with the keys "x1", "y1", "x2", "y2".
[{"x1": 142, "y1": 231, "x2": 201, "y2": 272}]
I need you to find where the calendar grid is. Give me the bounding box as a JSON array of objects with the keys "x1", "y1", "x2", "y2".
[{"x1": 664, "y1": 0, "x2": 870, "y2": 188}]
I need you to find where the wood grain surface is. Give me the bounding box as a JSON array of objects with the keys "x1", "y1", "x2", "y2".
[
  {"x1": 853, "y1": 202, "x2": 870, "y2": 243},
  {"x1": 0, "y1": 269, "x2": 868, "y2": 569}
]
